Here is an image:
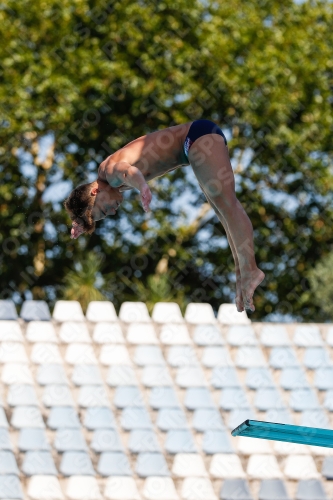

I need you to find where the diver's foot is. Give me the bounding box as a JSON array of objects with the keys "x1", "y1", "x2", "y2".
[{"x1": 241, "y1": 268, "x2": 265, "y2": 312}]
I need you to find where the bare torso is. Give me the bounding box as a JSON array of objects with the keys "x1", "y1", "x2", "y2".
[{"x1": 98, "y1": 122, "x2": 192, "y2": 186}]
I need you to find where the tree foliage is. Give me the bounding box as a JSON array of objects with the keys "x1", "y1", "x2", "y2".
[
  {"x1": 62, "y1": 252, "x2": 105, "y2": 312},
  {"x1": 308, "y1": 251, "x2": 333, "y2": 321},
  {"x1": 0, "y1": 0, "x2": 332, "y2": 320}
]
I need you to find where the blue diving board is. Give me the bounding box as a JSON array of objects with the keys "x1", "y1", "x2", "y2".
[{"x1": 231, "y1": 419, "x2": 333, "y2": 448}]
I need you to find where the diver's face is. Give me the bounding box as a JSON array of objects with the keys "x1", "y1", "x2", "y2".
[{"x1": 91, "y1": 186, "x2": 123, "y2": 221}]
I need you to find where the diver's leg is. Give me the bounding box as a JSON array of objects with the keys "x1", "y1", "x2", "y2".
[
  {"x1": 196, "y1": 178, "x2": 245, "y2": 311},
  {"x1": 189, "y1": 134, "x2": 264, "y2": 311}
]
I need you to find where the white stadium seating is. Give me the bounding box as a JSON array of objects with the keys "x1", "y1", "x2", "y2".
[{"x1": 0, "y1": 299, "x2": 331, "y2": 500}]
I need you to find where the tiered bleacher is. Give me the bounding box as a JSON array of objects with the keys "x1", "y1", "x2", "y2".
[{"x1": 0, "y1": 298, "x2": 332, "y2": 499}]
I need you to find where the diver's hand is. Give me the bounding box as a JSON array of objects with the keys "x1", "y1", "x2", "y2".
[{"x1": 140, "y1": 184, "x2": 152, "y2": 212}]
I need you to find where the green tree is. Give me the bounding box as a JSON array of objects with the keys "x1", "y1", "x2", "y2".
[
  {"x1": 193, "y1": 0, "x2": 333, "y2": 319},
  {"x1": 308, "y1": 251, "x2": 333, "y2": 321},
  {"x1": 62, "y1": 252, "x2": 105, "y2": 312},
  {"x1": 0, "y1": 0, "x2": 206, "y2": 308},
  {"x1": 1, "y1": 0, "x2": 333, "y2": 320}
]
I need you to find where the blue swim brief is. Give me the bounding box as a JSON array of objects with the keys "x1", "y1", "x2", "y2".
[{"x1": 183, "y1": 119, "x2": 227, "y2": 163}]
